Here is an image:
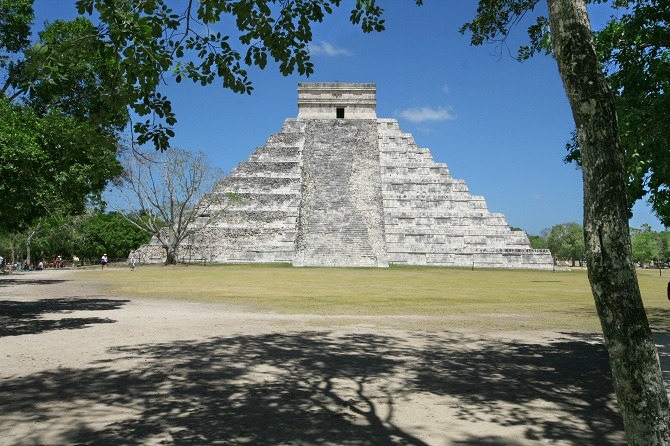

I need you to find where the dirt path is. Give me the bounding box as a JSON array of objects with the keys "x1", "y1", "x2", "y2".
[{"x1": 1, "y1": 268, "x2": 655, "y2": 445}]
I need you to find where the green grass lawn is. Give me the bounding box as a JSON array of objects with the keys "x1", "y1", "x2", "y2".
[{"x1": 77, "y1": 264, "x2": 670, "y2": 332}]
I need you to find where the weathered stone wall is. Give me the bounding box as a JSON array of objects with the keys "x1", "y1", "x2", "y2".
[{"x1": 134, "y1": 82, "x2": 553, "y2": 269}]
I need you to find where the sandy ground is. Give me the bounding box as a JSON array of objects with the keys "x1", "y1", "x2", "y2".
[{"x1": 2, "y1": 268, "x2": 667, "y2": 445}]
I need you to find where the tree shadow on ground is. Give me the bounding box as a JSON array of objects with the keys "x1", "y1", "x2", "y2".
[
  {"x1": 0, "y1": 297, "x2": 128, "y2": 337},
  {"x1": 0, "y1": 278, "x2": 68, "y2": 287},
  {"x1": 647, "y1": 308, "x2": 670, "y2": 332},
  {"x1": 0, "y1": 331, "x2": 626, "y2": 445},
  {"x1": 412, "y1": 332, "x2": 624, "y2": 445},
  {"x1": 654, "y1": 332, "x2": 670, "y2": 390},
  {"x1": 450, "y1": 436, "x2": 527, "y2": 446}
]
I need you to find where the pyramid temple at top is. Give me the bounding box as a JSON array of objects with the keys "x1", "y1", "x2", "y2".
[{"x1": 136, "y1": 82, "x2": 553, "y2": 269}]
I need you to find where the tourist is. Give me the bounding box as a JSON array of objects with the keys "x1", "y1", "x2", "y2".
[
  {"x1": 130, "y1": 255, "x2": 136, "y2": 271},
  {"x1": 101, "y1": 253, "x2": 108, "y2": 269}
]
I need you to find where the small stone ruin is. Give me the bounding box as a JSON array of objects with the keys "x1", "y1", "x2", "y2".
[{"x1": 135, "y1": 82, "x2": 553, "y2": 269}]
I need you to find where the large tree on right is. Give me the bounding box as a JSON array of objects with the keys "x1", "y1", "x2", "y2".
[
  {"x1": 464, "y1": 0, "x2": 670, "y2": 443},
  {"x1": 550, "y1": 1, "x2": 669, "y2": 442},
  {"x1": 566, "y1": 0, "x2": 670, "y2": 224}
]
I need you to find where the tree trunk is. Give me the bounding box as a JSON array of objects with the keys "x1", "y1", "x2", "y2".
[
  {"x1": 25, "y1": 229, "x2": 36, "y2": 266},
  {"x1": 164, "y1": 230, "x2": 178, "y2": 265},
  {"x1": 10, "y1": 243, "x2": 16, "y2": 265},
  {"x1": 546, "y1": 0, "x2": 670, "y2": 443},
  {"x1": 164, "y1": 246, "x2": 178, "y2": 265}
]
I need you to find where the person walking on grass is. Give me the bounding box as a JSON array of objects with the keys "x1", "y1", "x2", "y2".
[
  {"x1": 101, "y1": 253, "x2": 108, "y2": 270},
  {"x1": 130, "y1": 255, "x2": 136, "y2": 271}
]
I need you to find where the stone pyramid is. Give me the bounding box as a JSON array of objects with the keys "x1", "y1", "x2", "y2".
[{"x1": 136, "y1": 82, "x2": 553, "y2": 269}]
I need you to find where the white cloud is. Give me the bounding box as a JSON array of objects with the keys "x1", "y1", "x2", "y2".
[
  {"x1": 442, "y1": 84, "x2": 450, "y2": 95},
  {"x1": 308, "y1": 41, "x2": 352, "y2": 57},
  {"x1": 533, "y1": 194, "x2": 545, "y2": 200},
  {"x1": 398, "y1": 106, "x2": 457, "y2": 123}
]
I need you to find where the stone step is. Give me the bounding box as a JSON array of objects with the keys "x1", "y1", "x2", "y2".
[
  {"x1": 248, "y1": 147, "x2": 302, "y2": 162},
  {"x1": 222, "y1": 177, "x2": 302, "y2": 193}
]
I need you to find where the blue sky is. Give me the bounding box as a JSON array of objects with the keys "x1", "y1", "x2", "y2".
[{"x1": 33, "y1": 1, "x2": 665, "y2": 235}]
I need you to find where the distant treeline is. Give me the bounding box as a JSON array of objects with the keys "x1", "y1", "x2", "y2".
[
  {"x1": 0, "y1": 212, "x2": 150, "y2": 266},
  {"x1": 522, "y1": 223, "x2": 669, "y2": 267}
]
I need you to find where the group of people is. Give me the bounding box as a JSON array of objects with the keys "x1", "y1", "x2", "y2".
[
  {"x1": 1, "y1": 256, "x2": 50, "y2": 272},
  {"x1": 45, "y1": 255, "x2": 74, "y2": 269},
  {"x1": 100, "y1": 253, "x2": 137, "y2": 271},
  {"x1": 1, "y1": 253, "x2": 139, "y2": 272}
]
